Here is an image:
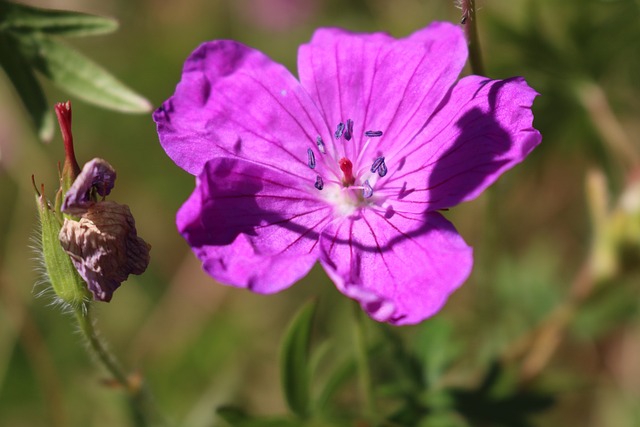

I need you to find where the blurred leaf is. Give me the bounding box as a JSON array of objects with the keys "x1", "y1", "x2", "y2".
[
  {"x1": 487, "y1": 0, "x2": 640, "y2": 166},
  {"x1": 418, "y1": 411, "x2": 470, "y2": 427},
  {"x1": 0, "y1": 32, "x2": 53, "y2": 140},
  {"x1": 280, "y1": 299, "x2": 317, "y2": 418},
  {"x1": 450, "y1": 363, "x2": 555, "y2": 427},
  {"x1": 315, "y1": 356, "x2": 356, "y2": 412},
  {"x1": 217, "y1": 406, "x2": 303, "y2": 427},
  {"x1": 412, "y1": 318, "x2": 461, "y2": 388},
  {"x1": 571, "y1": 279, "x2": 638, "y2": 340},
  {"x1": 14, "y1": 34, "x2": 151, "y2": 113},
  {"x1": 0, "y1": 1, "x2": 118, "y2": 37},
  {"x1": 217, "y1": 405, "x2": 251, "y2": 424}
]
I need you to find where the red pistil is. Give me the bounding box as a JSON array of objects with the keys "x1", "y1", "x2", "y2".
[{"x1": 339, "y1": 157, "x2": 356, "y2": 186}]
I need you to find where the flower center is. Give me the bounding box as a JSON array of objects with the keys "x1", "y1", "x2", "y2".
[{"x1": 304, "y1": 119, "x2": 387, "y2": 215}]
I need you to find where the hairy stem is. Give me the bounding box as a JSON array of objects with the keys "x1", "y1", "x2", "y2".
[{"x1": 74, "y1": 306, "x2": 165, "y2": 427}]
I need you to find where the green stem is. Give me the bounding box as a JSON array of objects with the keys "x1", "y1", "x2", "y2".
[
  {"x1": 74, "y1": 306, "x2": 164, "y2": 427},
  {"x1": 462, "y1": 0, "x2": 485, "y2": 76},
  {"x1": 352, "y1": 302, "x2": 377, "y2": 423}
]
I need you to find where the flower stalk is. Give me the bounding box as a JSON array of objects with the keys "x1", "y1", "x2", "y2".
[
  {"x1": 32, "y1": 100, "x2": 157, "y2": 425},
  {"x1": 74, "y1": 306, "x2": 164, "y2": 427},
  {"x1": 460, "y1": 0, "x2": 485, "y2": 76}
]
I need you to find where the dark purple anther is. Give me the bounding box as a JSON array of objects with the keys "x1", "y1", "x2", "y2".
[
  {"x1": 371, "y1": 156, "x2": 385, "y2": 174},
  {"x1": 307, "y1": 148, "x2": 316, "y2": 169},
  {"x1": 377, "y1": 158, "x2": 388, "y2": 177},
  {"x1": 344, "y1": 119, "x2": 354, "y2": 141},
  {"x1": 314, "y1": 175, "x2": 324, "y2": 190},
  {"x1": 335, "y1": 122, "x2": 345, "y2": 139},
  {"x1": 362, "y1": 180, "x2": 373, "y2": 198},
  {"x1": 316, "y1": 136, "x2": 326, "y2": 154},
  {"x1": 365, "y1": 130, "x2": 383, "y2": 138}
]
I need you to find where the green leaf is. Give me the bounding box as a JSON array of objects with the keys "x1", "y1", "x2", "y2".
[
  {"x1": 280, "y1": 299, "x2": 317, "y2": 418},
  {"x1": 315, "y1": 357, "x2": 356, "y2": 411},
  {"x1": 0, "y1": 1, "x2": 118, "y2": 37},
  {"x1": 217, "y1": 406, "x2": 251, "y2": 425},
  {"x1": 0, "y1": 32, "x2": 53, "y2": 140},
  {"x1": 413, "y1": 318, "x2": 461, "y2": 388},
  {"x1": 15, "y1": 34, "x2": 151, "y2": 113},
  {"x1": 450, "y1": 363, "x2": 555, "y2": 427},
  {"x1": 418, "y1": 411, "x2": 470, "y2": 427},
  {"x1": 571, "y1": 281, "x2": 638, "y2": 340},
  {"x1": 216, "y1": 406, "x2": 304, "y2": 427}
]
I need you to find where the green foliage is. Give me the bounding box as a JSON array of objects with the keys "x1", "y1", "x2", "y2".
[
  {"x1": 572, "y1": 279, "x2": 639, "y2": 340},
  {"x1": 280, "y1": 299, "x2": 317, "y2": 418},
  {"x1": 0, "y1": 0, "x2": 149, "y2": 141},
  {"x1": 0, "y1": 31, "x2": 51, "y2": 139},
  {"x1": 487, "y1": 0, "x2": 640, "y2": 167},
  {"x1": 217, "y1": 406, "x2": 304, "y2": 427},
  {"x1": 450, "y1": 363, "x2": 555, "y2": 427},
  {"x1": 0, "y1": 1, "x2": 118, "y2": 36},
  {"x1": 14, "y1": 34, "x2": 151, "y2": 113}
]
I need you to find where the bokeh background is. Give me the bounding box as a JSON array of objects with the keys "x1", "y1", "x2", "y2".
[{"x1": 1, "y1": 0, "x2": 639, "y2": 426}]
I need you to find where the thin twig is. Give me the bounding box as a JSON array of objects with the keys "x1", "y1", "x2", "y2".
[{"x1": 460, "y1": 0, "x2": 486, "y2": 75}]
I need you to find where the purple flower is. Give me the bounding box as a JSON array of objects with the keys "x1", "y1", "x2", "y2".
[
  {"x1": 62, "y1": 158, "x2": 116, "y2": 216},
  {"x1": 154, "y1": 22, "x2": 541, "y2": 325}
]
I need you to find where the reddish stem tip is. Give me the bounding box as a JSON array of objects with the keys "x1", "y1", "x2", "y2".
[{"x1": 55, "y1": 101, "x2": 81, "y2": 179}]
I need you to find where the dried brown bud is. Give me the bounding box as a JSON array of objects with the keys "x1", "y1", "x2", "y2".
[{"x1": 59, "y1": 201, "x2": 151, "y2": 302}]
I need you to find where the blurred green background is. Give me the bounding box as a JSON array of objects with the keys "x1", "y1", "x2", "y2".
[{"x1": 1, "y1": 0, "x2": 639, "y2": 426}]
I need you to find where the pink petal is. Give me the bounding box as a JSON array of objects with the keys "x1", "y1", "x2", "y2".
[
  {"x1": 177, "y1": 157, "x2": 330, "y2": 291},
  {"x1": 195, "y1": 234, "x2": 318, "y2": 294},
  {"x1": 381, "y1": 76, "x2": 542, "y2": 213},
  {"x1": 297, "y1": 22, "x2": 467, "y2": 157},
  {"x1": 154, "y1": 40, "x2": 329, "y2": 179},
  {"x1": 319, "y1": 210, "x2": 472, "y2": 325}
]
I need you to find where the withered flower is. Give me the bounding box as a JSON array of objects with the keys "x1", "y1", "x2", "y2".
[{"x1": 60, "y1": 196, "x2": 150, "y2": 302}]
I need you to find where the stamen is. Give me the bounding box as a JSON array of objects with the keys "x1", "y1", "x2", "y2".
[
  {"x1": 338, "y1": 157, "x2": 356, "y2": 186},
  {"x1": 316, "y1": 136, "x2": 326, "y2": 154},
  {"x1": 364, "y1": 130, "x2": 383, "y2": 137},
  {"x1": 335, "y1": 122, "x2": 345, "y2": 139},
  {"x1": 314, "y1": 175, "x2": 324, "y2": 190},
  {"x1": 362, "y1": 180, "x2": 373, "y2": 198},
  {"x1": 370, "y1": 156, "x2": 385, "y2": 174},
  {"x1": 307, "y1": 148, "x2": 316, "y2": 169},
  {"x1": 377, "y1": 159, "x2": 388, "y2": 177},
  {"x1": 344, "y1": 119, "x2": 354, "y2": 141}
]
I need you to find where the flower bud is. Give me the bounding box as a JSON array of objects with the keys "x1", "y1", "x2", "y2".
[
  {"x1": 59, "y1": 199, "x2": 151, "y2": 302},
  {"x1": 33, "y1": 101, "x2": 150, "y2": 305}
]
